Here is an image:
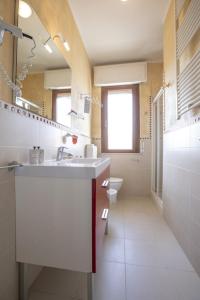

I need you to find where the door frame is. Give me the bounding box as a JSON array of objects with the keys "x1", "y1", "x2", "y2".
[{"x1": 151, "y1": 88, "x2": 164, "y2": 211}]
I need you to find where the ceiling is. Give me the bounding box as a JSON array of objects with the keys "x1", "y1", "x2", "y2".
[
  {"x1": 18, "y1": 8, "x2": 69, "y2": 73},
  {"x1": 68, "y1": 0, "x2": 169, "y2": 65}
]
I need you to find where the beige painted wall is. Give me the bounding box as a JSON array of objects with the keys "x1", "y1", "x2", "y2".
[
  {"x1": 163, "y1": 0, "x2": 177, "y2": 130},
  {"x1": 92, "y1": 63, "x2": 163, "y2": 146},
  {"x1": 22, "y1": 73, "x2": 53, "y2": 119},
  {"x1": 92, "y1": 86, "x2": 101, "y2": 139},
  {"x1": 0, "y1": 0, "x2": 15, "y2": 103},
  {"x1": 140, "y1": 63, "x2": 163, "y2": 138}
]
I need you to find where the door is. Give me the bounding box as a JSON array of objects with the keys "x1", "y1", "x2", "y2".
[{"x1": 152, "y1": 90, "x2": 164, "y2": 199}]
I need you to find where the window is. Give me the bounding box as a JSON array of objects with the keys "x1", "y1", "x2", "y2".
[
  {"x1": 52, "y1": 89, "x2": 71, "y2": 127},
  {"x1": 101, "y1": 85, "x2": 139, "y2": 153}
]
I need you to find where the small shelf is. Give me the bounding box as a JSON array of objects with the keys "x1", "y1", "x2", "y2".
[{"x1": 68, "y1": 110, "x2": 84, "y2": 120}]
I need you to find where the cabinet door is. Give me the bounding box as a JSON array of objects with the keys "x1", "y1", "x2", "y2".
[{"x1": 92, "y1": 167, "x2": 110, "y2": 273}]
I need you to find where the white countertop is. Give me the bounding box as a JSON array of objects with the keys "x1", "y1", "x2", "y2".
[{"x1": 15, "y1": 157, "x2": 111, "y2": 179}]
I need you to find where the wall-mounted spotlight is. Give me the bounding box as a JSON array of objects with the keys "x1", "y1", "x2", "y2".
[
  {"x1": 18, "y1": 0, "x2": 32, "y2": 19},
  {"x1": 43, "y1": 37, "x2": 53, "y2": 54},
  {"x1": 63, "y1": 41, "x2": 70, "y2": 52},
  {"x1": 53, "y1": 33, "x2": 70, "y2": 52}
]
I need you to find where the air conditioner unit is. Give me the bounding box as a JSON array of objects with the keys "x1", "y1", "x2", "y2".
[
  {"x1": 44, "y1": 69, "x2": 71, "y2": 90},
  {"x1": 94, "y1": 62, "x2": 147, "y2": 86}
]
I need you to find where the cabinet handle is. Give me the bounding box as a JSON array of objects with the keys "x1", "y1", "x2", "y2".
[
  {"x1": 101, "y1": 179, "x2": 109, "y2": 188},
  {"x1": 101, "y1": 208, "x2": 109, "y2": 220}
]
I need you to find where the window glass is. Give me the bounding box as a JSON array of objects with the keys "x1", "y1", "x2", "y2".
[
  {"x1": 56, "y1": 93, "x2": 71, "y2": 127},
  {"x1": 101, "y1": 85, "x2": 139, "y2": 153},
  {"x1": 107, "y1": 89, "x2": 133, "y2": 150}
]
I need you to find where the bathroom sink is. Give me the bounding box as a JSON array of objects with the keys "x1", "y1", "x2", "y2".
[
  {"x1": 58, "y1": 158, "x2": 102, "y2": 165},
  {"x1": 15, "y1": 157, "x2": 111, "y2": 179}
]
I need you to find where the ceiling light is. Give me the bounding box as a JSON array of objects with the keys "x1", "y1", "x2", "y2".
[
  {"x1": 43, "y1": 37, "x2": 53, "y2": 54},
  {"x1": 121, "y1": 0, "x2": 128, "y2": 2},
  {"x1": 53, "y1": 33, "x2": 70, "y2": 52},
  {"x1": 18, "y1": 0, "x2": 32, "y2": 18},
  {"x1": 44, "y1": 43, "x2": 53, "y2": 54}
]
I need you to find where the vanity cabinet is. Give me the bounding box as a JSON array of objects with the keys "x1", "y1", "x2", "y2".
[
  {"x1": 15, "y1": 161, "x2": 110, "y2": 274},
  {"x1": 92, "y1": 166, "x2": 110, "y2": 272}
]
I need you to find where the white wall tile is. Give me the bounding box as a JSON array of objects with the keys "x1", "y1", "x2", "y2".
[
  {"x1": 103, "y1": 140, "x2": 151, "y2": 197},
  {"x1": 163, "y1": 123, "x2": 200, "y2": 276}
]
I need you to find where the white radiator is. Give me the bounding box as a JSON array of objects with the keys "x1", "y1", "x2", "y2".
[
  {"x1": 177, "y1": 0, "x2": 200, "y2": 58},
  {"x1": 177, "y1": 49, "x2": 200, "y2": 116},
  {"x1": 176, "y1": 0, "x2": 200, "y2": 117}
]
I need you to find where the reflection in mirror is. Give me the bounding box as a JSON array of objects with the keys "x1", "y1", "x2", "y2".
[
  {"x1": 52, "y1": 89, "x2": 71, "y2": 127},
  {"x1": 15, "y1": 1, "x2": 72, "y2": 127}
]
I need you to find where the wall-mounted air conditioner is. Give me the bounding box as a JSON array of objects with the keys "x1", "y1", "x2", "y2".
[
  {"x1": 94, "y1": 62, "x2": 147, "y2": 87},
  {"x1": 44, "y1": 69, "x2": 71, "y2": 90}
]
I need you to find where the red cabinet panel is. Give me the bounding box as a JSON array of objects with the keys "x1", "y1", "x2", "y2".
[{"x1": 92, "y1": 167, "x2": 110, "y2": 273}]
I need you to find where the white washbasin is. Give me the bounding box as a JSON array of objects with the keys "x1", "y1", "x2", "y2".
[
  {"x1": 15, "y1": 157, "x2": 111, "y2": 179},
  {"x1": 58, "y1": 158, "x2": 102, "y2": 165}
]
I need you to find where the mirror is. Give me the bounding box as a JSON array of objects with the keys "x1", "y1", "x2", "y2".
[{"x1": 15, "y1": 1, "x2": 72, "y2": 127}]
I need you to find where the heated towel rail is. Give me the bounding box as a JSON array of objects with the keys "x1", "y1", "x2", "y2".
[{"x1": 176, "y1": 0, "x2": 200, "y2": 118}]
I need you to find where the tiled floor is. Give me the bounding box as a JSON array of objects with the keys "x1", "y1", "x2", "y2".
[{"x1": 29, "y1": 197, "x2": 200, "y2": 300}]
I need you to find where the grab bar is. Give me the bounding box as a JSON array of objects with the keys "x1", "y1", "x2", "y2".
[{"x1": 0, "y1": 161, "x2": 23, "y2": 171}]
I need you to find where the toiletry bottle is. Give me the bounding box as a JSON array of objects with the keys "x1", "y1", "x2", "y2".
[
  {"x1": 29, "y1": 146, "x2": 40, "y2": 164},
  {"x1": 39, "y1": 147, "x2": 44, "y2": 164}
]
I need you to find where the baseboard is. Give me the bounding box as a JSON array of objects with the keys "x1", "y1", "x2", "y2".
[{"x1": 151, "y1": 191, "x2": 163, "y2": 214}]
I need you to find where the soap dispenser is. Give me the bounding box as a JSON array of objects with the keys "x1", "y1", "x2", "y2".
[
  {"x1": 39, "y1": 147, "x2": 44, "y2": 164},
  {"x1": 29, "y1": 146, "x2": 40, "y2": 164}
]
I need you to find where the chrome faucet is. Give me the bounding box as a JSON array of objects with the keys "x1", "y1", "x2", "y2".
[{"x1": 56, "y1": 147, "x2": 73, "y2": 161}]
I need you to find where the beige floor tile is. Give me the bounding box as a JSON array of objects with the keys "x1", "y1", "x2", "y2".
[
  {"x1": 126, "y1": 264, "x2": 200, "y2": 300},
  {"x1": 123, "y1": 209, "x2": 158, "y2": 220},
  {"x1": 125, "y1": 222, "x2": 168, "y2": 242},
  {"x1": 107, "y1": 214, "x2": 124, "y2": 239},
  {"x1": 125, "y1": 239, "x2": 194, "y2": 271},
  {"x1": 124, "y1": 208, "x2": 159, "y2": 219},
  {"x1": 100, "y1": 237, "x2": 125, "y2": 263},
  {"x1": 93, "y1": 261, "x2": 126, "y2": 300},
  {"x1": 126, "y1": 264, "x2": 174, "y2": 300},
  {"x1": 28, "y1": 197, "x2": 200, "y2": 300},
  {"x1": 109, "y1": 199, "x2": 125, "y2": 212},
  {"x1": 124, "y1": 218, "x2": 177, "y2": 243}
]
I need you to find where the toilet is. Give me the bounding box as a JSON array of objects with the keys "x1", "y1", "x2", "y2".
[
  {"x1": 109, "y1": 177, "x2": 123, "y2": 192},
  {"x1": 107, "y1": 177, "x2": 123, "y2": 203}
]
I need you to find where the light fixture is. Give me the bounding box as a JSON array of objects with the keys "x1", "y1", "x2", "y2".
[
  {"x1": 18, "y1": 0, "x2": 32, "y2": 18},
  {"x1": 63, "y1": 41, "x2": 70, "y2": 52},
  {"x1": 53, "y1": 33, "x2": 70, "y2": 52},
  {"x1": 43, "y1": 37, "x2": 53, "y2": 54},
  {"x1": 44, "y1": 43, "x2": 53, "y2": 54},
  {"x1": 121, "y1": 0, "x2": 128, "y2": 2}
]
